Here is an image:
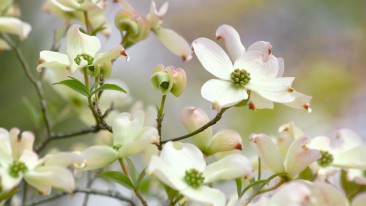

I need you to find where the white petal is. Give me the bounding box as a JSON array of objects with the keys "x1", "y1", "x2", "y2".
[
  {"x1": 277, "y1": 58, "x2": 284, "y2": 77},
  {"x1": 42, "y1": 152, "x2": 83, "y2": 167},
  {"x1": 333, "y1": 145, "x2": 366, "y2": 170},
  {"x1": 204, "y1": 154, "x2": 253, "y2": 183},
  {"x1": 334, "y1": 128, "x2": 364, "y2": 152},
  {"x1": 118, "y1": 127, "x2": 159, "y2": 157},
  {"x1": 19, "y1": 150, "x2": 39, "y2": 170},
  {"x1": 192, "y1": 37, "x2": 233, "y2": 79},
  {"x1": 270, "y1": 181, "x2": 312, "y2": 205},
  {"x1": 307, "y1": 136, "x2": 332, "y2": 151},
  {"x1": 0, "y1": 38, "x2": 11, "y2": 50},
  {"x1": 206, "y1": 129, "x2": 243, "y2": 155},
  {"x1": 352, "y1": 193, "x2": 366, "y2": 206},
  {"x1": 0, "y1": 17, "x2": 31, "y2": 40},
  {"x1": 147, "y1": 155, "x2": 188, "y2": 191},
  {"x1": 24, "y1": 166, "x2": 75, "y2": 195},
  {"x1": 250, "y1": 134, "x2": 285, "y2": 174},
  {"x1": 79, "y1": 146, "x2": 117, "y2": 170},
  {"x1": 51, "y1": 0, "x2": 80, "y2": 11},
  {"x1": 246, "y1": 77, "x2": 295, "y2": 103},
  {"x1": 94, "y1": 45, "x2": 128, "y2": 65},
  {"x1": 312, "y1": 182, "x2": 349, "y2": 206},
  {"x1": 233, "y1": 50, "x2": 265, "y2": 78},
  {"x1": 284, "y1": 136, "x2": 321, "y2": 179},
  {"x1": 247, "y1": 41, "x2": 272, "y2": 62},
  {"x1": 201, "y1": 79, "x2": 248, "y2": 109},
  {"x1": 216, "y1": 24, "x2": 245, "y2": 61},
  {"x1": 0, "y1": 128, "x2": 12, "y2": 165},
  {"x1": 156, "y1": 28, "x2": 192, "y2": 61},
  {"x1": 37, "y1": 51, "x2": 70, "y2": 72},
  {"x1": 248, "y1": 92, "x2": 274, "y2": 111},
  {"x1": 159, "y1": 142, "x2": 206, "y2": 177},
  {"x1": 284, "y1": 91, "x2": 312, "y2": 112},
  {"x1": 259, "y1": 55, "x2": 281, "y2": 78},
  {"x1": 181, "y1": 186, "x2": 226, "y2": 206},
  {"x1": 66, "y1": 24, "x2": 101, "y2": 59},
  {"x1": 0, "y1": 167, "x2": 22, "y2": 191},
  {"x1": 180, "y1": 107, "x2": 212, "y2": 151},
  {"x1": 112, "y1": 112, "x2": 142, "y2": 146},
  {"x1": 9, "y1": 129, "x2": 35, "y2": 160}
]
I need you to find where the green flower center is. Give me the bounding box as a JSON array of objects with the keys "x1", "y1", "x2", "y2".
[
  {"x1": 230, "y1": 69, "x2": 251, "y2": 86},
  {"x1": 9, "y1": 161, "x2": 28, "y2": 178},
  {"x1": 74, "y1": 53, "x2": 94, "y2": 66},
  {"x1": 113, "y1": 144, "x2": 122, "y2": 151},
  {"x1": 184, "y1": 168, "x2": 205, "y2": 189},
  {"x1": 317, "y1": 150, "x2": 333, "y2": 167}
]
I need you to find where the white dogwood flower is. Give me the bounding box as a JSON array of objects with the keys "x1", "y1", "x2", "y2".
[
  {"x1": 37, "y1": 24, "x2": 127, "y2": 74},
  {"x1": 308, "y1": 128, "x2": 366, "y2": 179},
  {"x1": 0, "y1": 128, "x2": 80, "y2": 194},
  {"x1": 193, "y1": 24, "x2": 311, "y2": 111},
  {"x1": 147, "y1": 141, "x2": 253, "y2": 206},
  {"x1": 77, "y1": 111, "x2": 159, "y2": 171},
  {"x1": 250, "y1": 134, "x2": 321, "y2": 179}
]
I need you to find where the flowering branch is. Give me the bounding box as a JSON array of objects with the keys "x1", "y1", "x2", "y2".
[
  {"x1": 157, "y1": 95, "x2": 167, "y2": 150},
  {"x1": 161, "y1": 107, "x2": 231, "y2": 144},
  {"x1": 24, "y1": 188, "x2": 136, "y2": 206}
]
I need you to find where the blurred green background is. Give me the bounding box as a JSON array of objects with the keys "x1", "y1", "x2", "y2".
[{"x1": 0, "y1": 0, "x2": 365, "y2": 153}]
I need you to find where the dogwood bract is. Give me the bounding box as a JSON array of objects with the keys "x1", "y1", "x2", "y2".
[
  {"x1": 147, "y1": 141, "x2": 253, "y2": 206},
  {"x1": 37, "y1": 24, "x2": 127, "y2": 74},
  {"x1": 192, "y1": 24, "x2": 311, "y2": 111}
]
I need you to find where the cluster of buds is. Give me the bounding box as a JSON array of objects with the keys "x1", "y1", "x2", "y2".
[{"x1": 151, "y1": 64, "x2": 187, "y2": 97}]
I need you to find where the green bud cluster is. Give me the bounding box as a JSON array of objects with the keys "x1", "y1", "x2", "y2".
[
  {"x1": 74, "y1": 53, "x2": 94, "y2": 66},
  {"x1": 8, "y1": 161, "x2": 28, "y2": 178},
  {"x1": 184, "y1": 168, "x2": 205, "y2": 189},
  {"x1": 230, "y1": 69, "x2": 251, "y2": 86},
  {"x1": 317, "y1": 150, "x2": 334, "y2": 167}
]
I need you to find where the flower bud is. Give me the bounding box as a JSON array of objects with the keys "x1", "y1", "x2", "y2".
[
  {"x1": 151, "y1": 64, "x2": 173, "y2": 95},
  {"x1": 206, "y1": 130, "x2": 242, "y2": 155},
  {"x1": 166, "y1": 67, "x2": 186, "y2": 97},
  {"x1": 114, "y1": 9, "x2": 150, "y2": 48},
  {"x1": 180, "y1": 107, "x2": 212, "y2": 150}
]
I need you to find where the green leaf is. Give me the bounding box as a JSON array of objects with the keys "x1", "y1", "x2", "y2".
[
  {"x1": 53, "y1": 77, "x2": 89, "y2": 97},
  {"x1": 125, "y1": 158, "x2": 138, "y2": 186},
  {"x1": 164, "y1": 184, "x2": 179, "y2": 202},
  {"x1": 340, "y1": 169, "x2": 366, "y2": 198},
  {"x1": 98, "y1": 171, "x2": 134, "y2": 190},
  {"x1": 90, "y1": 83, "x2": 127, "y2": 96},
  {"x1": 136, "y1": 169, "x2": 146, "y2": 190}
]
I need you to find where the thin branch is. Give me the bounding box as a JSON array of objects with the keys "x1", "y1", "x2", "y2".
[
  {"x1": 157, "y1": 95, "x2": 166, "y2": 150},
  {"x1": 35, "y1": 126, "x2": 102, "y2": 152},
  {"x1": 160, "y1": 107, "x2": 231, "y2": 144},
  {"x1": 1, "y1": 33, "x2": 52, "y2": 137},
  {"x1": 24, "y1": 188, "x2": 135, "y2": 206}
]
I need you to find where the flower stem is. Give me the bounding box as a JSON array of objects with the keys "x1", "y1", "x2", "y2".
[
  {"x1": 83, "y1": 11, "x2": 92, "y2": 35},
  {"x1": 157, "y1": 95, "x2": 167, "y2": 150},
  {"x1": 161, "y1": 107, "x2": 230, "y2": 144}
]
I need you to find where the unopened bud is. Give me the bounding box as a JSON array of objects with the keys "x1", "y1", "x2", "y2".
[
  {"x1": 180, "y1": 107, "x2": 212, "y2": 150},
  {"x1": 206, "y1": 130, "x2": 242, "y2": 156},
  {"x1": 151, "y1": 64, "x2": 173, "y2": 95},
  {"x1": 166, "y1": 67, "x2": 186, "y2": 97},
  {"x1": 115, "y1": 10, "x2": 151, "y2": 48}
]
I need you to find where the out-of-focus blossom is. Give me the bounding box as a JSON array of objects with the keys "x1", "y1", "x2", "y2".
[
  {"x1": 246, "y1": 181, "x2": 350, "y2": 206},
  {"x1": 37, "y1": 24, "x2": 127, "y2": 74},
  {"x1": 151, "y1": 64, "x2": 187, "y2": 97},
  {"x1": 147, "y1": 141, "x2": 253, "y2": 206},
  {"x1": 76, "y1": 111, "x2": 159, "y2": 171},
  {"x1": 115, "y1": 1, "x2": 192, "y2": 60},
  {"x1": 250, "y1": 134, "x2": 321, "y2": 179},
  {"x1": 181, "y1": 107, "x2": 242, "y2": 156},
  {"x1": 308, "y1": 128, "x2": 366, "y2": 180},
  {"x1": 43, "y1": 0, "x2": 110, "y2": 36},
  {"x1": 0, "y1": 128, "x2": 81, "y2": 194},
  {"x1": 0, "y1": 0, "x2": 31, "y2": 50},
  {"x1": 193, "y1": 24, "x2": 311, "y2": 111}
]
